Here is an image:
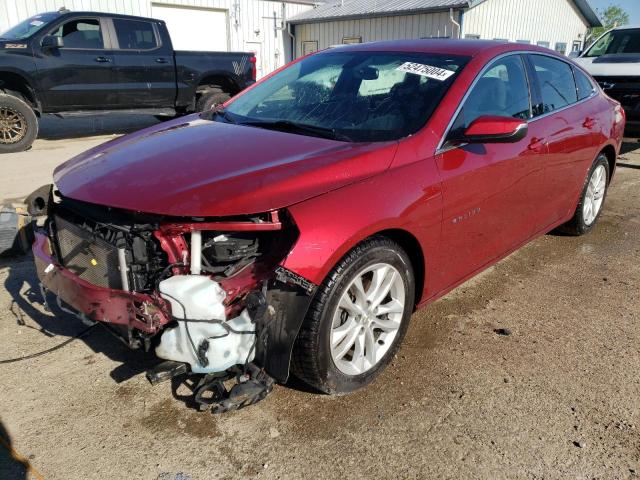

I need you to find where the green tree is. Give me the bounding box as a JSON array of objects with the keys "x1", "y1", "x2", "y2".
[{"x1": 588, "y1": 4, "x2": 630, "y2": 41}]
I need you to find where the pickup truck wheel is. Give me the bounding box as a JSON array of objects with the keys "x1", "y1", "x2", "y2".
[
  {"x1": 291, "y1": 236, "x2": 415, "y2": 395},
  {"x1": 558, "y1": 153, "x2": 609, "y2": 236},
  {"x1": 0, "y1": 94, "x2": 38, "y2": 154},
  {"x1": 196, "y1": 89, "x2": 231, "y2": 112}
]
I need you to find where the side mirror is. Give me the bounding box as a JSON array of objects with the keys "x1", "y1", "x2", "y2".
[
  {"x1": 568, "y1": 51, "x2": 581, "y2": 58},
  {"x1": 462, "y1": 115, "x2": 528, "y2": 144},
  {"x1": 42, "y1": 35, "x2": 64, "y2": 50}
]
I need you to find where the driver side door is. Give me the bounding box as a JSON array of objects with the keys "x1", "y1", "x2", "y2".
[
  {"x1": 433, "y1": 53, "x2": 548, "y2": 290},
  {"x1": 36, "y1": 16, "x2": 119, "y2": 110}
]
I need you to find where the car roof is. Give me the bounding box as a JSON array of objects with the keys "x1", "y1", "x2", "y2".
[
  {"x1": 322, "y1": 38, "x2": 557, "y2": 58},
  {"x1": 43, "y1": 10, "x2": 166, "y2": 24}
]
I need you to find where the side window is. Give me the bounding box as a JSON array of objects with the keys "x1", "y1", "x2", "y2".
[
  {"x1": 52, "y1": 19, "x2": 103, "y2": 49},
  {"x1": 113, "y1": 19, "x2": 158, "y2": 50},
  {"x1": 573, "y1": 67, "x2": 595, "y2": 100},
  {"x1": 448, "y1": 55, "x2": 530, "y2": 138},
  {"x1": 529, "y1": 55, "x2": 578, "y2": 115}
]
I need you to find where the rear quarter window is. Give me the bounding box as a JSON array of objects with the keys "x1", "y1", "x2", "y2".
[{"x1": 573, "y1": 67, "x2": 595, "y2": 100}]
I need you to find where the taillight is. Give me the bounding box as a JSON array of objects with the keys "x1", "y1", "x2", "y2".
[
  {"x1": 614, "y1": 104, "x2": 625, "y2": 125},
  {"x1": 250, "y1": 55, "x2": 257, "y2": 81}
]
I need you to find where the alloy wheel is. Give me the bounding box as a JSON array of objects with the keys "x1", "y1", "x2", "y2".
[
  {"x1": 583, "y1": 164, "x2": 606, "y2": 226},
  {"x1": 330, "y1": 262, "x2": 406, "y2": 376},
  {"x1": 0, "y1": 106, "x2": 27, "y2": 144}
]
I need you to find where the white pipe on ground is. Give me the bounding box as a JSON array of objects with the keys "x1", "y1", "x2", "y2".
[{"x1": 191, "y1": 230, "x2": 202, "y2": 275}]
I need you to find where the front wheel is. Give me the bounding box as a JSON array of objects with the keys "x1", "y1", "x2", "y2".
[
  {"x1": 559, "y1": 153, "x2": 610, "y2": 235},
  {"x1": 0, "y1": 93, "x2": 38, "y2": 154},
  {"x1": 292, "y1": 236, "x2": 415, "y2": 394}
]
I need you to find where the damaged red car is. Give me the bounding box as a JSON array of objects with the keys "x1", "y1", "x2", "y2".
[{"x1": 31, "y1": 39, "x2": 625, "y2": 412}]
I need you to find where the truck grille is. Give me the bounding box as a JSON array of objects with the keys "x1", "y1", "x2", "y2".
[{"x1": 54, "y1": 215, "x2": 123, "y2": 289}]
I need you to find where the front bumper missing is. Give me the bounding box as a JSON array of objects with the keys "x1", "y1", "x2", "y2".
[{"x1": 33, "y1": 231, "x2": 171, "y2": 336}]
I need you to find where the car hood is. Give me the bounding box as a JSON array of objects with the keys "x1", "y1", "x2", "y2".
[
  {"x1": 574, "y1": 55, "x2": 640, "y2": 77},
  {"x1": 54, "y1": 115, "x2": 398, "y2": 217}
]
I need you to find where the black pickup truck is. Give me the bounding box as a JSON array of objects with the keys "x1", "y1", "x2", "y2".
[{"x1": 0, "y1": 9, "x2": 256, "y2": 153}]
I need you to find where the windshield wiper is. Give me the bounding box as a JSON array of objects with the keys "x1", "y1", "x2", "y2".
[
  {"x1": 212, "y1": 106, "x2": 237, "y2": 124},
  {"x1": 237, "y1": 119, "x2": 352, "y2": 142}
]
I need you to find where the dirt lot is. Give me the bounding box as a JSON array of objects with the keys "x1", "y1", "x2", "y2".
[{"x1": 1, "y1": 127, "x2": 639, "y2": 479}]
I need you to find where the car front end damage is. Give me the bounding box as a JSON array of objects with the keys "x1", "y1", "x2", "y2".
[{"x1": 33, "y1": 187, "x2": 317, "y2": 412}]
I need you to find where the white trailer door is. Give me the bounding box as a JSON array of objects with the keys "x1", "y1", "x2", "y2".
[{"x1": 151, "y1": 4, "x2": 228, "y2": 51}]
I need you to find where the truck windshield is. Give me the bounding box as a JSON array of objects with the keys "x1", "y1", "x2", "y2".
[
  {"x1": 223, "y1": 51, "x2": 469, "y2": 142},
  {"x1": 584, "y1": 28, "x2": 640, "y2": 57},
  {"x1": 0, "y1": 13, "x2": 59, "y2": 40}
]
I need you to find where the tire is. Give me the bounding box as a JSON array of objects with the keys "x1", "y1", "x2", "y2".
[
  {"x1": 195, "y1": 88, "x2": 231, "y2": 112},
  {"x1": 558, "y1": 153, "x2": 610, "y2": 236},
  {"x1": 0, "y1": 93, "x2": 38, "y2": 154},
  {"x1": 291, "y1": 236, "x2": 416, "y2": 395}
]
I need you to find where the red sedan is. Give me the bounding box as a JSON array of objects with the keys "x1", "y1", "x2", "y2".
[{"x1": 32, "y1": 40, "x2": 625, "y2": 410}]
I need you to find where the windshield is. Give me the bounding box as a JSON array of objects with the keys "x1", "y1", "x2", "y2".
[
  {"x1": 222, "y1": 51, "x2": 469, "y2": 142},
  {"x1": 0, "y1": 13, "x2": 59, "y2": 41},
  {"x1": 584, "y1": 28, "x2": 640, "y2": 57}
]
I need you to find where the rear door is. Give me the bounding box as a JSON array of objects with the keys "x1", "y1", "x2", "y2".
[
  {"x1": 37, "y1": 16, "x2": 118, "y2": 110},
  {"x1": 108, "y1": 17, "x2": 175, "y2": 108},
  {"x1": 525, "y1": 54, "x2": 600, "y2": 226},
  {"x1": 434, "y1": 53, "x2": 545, "y2": 289}
]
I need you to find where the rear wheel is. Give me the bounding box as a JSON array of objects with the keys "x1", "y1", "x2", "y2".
[
  {"x1": 559, "y1": 153, "x2": 609, "y2": 236},
  {"x1": 196, "y1": 88, "x2": 231, "y2": 112},
  {"x1": 292, "y1": 236, "x2": 415, "y2": 394},
  {"x1": 0, "y1": 93, "x2": 38, "y2": 154}
]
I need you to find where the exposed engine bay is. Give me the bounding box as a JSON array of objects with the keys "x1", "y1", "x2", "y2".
[{"x1": 32, "y1": 185, "x2": 316, "y2": 413}]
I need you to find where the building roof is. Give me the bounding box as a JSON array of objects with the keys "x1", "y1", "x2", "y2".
[
  {"x1": 288, "y1": 0, "x2": 469, "y2": 24},
  {"x1": 289, "y1": 0, "x2": 602, "y2": 27}
]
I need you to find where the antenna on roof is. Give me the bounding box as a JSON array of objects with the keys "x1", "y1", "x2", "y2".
[{"x1": 58, "y1": 6, "x2": 70, "y2": 13}]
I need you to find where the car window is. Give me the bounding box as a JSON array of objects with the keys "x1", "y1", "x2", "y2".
[
  {"x1": 0, "y1": 13, "x2": 59, "y2": 40},
  {"x1": 448, "y1": 54, "x2": 530, "y2": 139},
  {"x1": 573, "y1": 67, "x2": 595, "y2": 100},
  {"x1": 113, "y1": 19, "x2": 157, "y2": 50},
  {"x1": 530, "y1": 55, "x2": 578, "y2": 115},
  {"x1": 225, "y1": 51, "x2": 469, "y2": 142},
  {"x1": 51, "y1": 19, "x2": 103, "y2": 49}
]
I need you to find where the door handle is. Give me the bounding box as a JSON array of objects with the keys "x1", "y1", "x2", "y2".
[
  {"x1": 155, "y1": 57, "x2": 168, "y2": 64},
  {"x1": 527, "y1": 137, "x2": 545, "y2": 152},
  {"x1": 583, "y1": 117, "x2": 597, "y2": 129},
  {"x1": 94, "y1": 56, "x2": 111, "y2": 63}
]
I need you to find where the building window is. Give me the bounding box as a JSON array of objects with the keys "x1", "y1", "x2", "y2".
[
  {"x1": 465, "y1": 34, "x2": 480, "y2": 39},
  {"x1": 302, "y1": 40, "x2": 318, "y2": 56},
  {"x1": 536, "y1": 41, "x2": 550, "y2": 48},
  {"x1": 342, "y1": 36, "x2": 362, "y2": 44},
  {"x1": 572, "y1": 41, "x2": 582, "y2": 52},
  {"x1": 554, "y1": 42, "x2": 567, "y2": 54},
  {"x1": 516, "y1": 39, "x2": 530, "y2": 44}
]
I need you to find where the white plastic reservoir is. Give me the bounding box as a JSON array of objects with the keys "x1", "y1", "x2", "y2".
[{"x1": 155, "y1": 275, "x2": 256, "y2": 374}]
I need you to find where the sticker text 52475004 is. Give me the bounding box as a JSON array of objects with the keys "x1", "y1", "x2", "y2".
[{"x1": 396, "y1": 62, "x2": 455, "y2": 81}]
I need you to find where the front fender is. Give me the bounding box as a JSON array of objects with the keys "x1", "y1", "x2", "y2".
[{"x1": 282, "y1": 158, "x2": 443, "y2": 295}]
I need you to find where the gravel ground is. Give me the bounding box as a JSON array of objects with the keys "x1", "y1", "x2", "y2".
[{"x1": 0, "y1": 139, "x2": 639, "y2": 480}]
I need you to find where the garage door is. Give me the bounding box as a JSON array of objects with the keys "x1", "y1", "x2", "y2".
[{"x1": 151, "y1": 4, "x2": 228, "y2": 52}]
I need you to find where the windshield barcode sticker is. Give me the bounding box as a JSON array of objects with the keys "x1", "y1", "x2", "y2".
[{"x1": 396, "y1": 62, "x2": 455, "y2": 81}]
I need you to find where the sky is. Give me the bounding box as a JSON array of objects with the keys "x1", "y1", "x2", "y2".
[{"x1": 589, "y1": 0, "x2": 640, "y2": 25}]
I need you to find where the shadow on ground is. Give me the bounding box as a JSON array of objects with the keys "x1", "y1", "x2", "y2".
[
  {"x1": 37, "y1": 114, "x2": 162, "y2": 140},
  {"x1": 1, "y1": 255, "x2": 157, "y2": 385},
  {"x1": 0, "y1": 421, "x2": 28, "y2": 480}
]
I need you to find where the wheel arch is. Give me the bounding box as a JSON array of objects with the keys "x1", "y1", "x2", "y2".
[
  {"x1": 196, "y1": 72, "x2": 242, "y2": 95},
  {"x1": 0, "y1": 71, "x2": 41, "y2": 113},
  {"x1": 372, "y1": 228, "x2": 426, "y2": 309},
  {"x1": 600, "y1": 144, "x2": 617, "y2": 183}
]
